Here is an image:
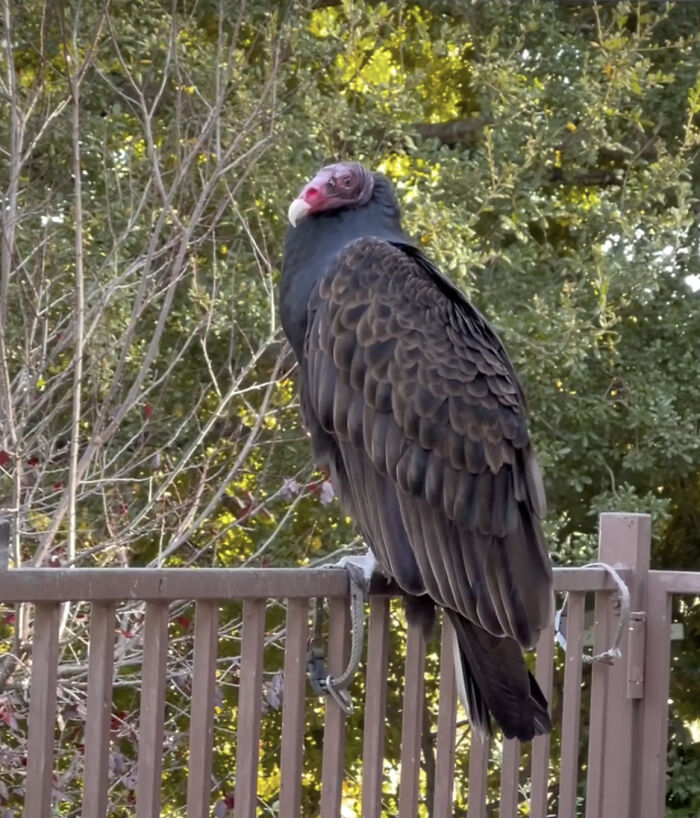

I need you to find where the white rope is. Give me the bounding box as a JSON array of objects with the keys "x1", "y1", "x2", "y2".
[{"x1": 554, "y1": 561, "x2": 630, "y2": 665}]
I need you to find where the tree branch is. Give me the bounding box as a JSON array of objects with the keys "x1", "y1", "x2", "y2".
[{"x1": 414, "y1": 117, "x2": 488, "y2": 148}]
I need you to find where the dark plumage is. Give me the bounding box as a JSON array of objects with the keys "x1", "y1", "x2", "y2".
[{"x1": 280, "y1": 162, "x2": 553, "y2": 741}]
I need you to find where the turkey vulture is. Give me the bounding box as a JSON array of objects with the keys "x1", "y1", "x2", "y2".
[{"x1": 280, "y1": 162, "x2": 553, "y2": 740}]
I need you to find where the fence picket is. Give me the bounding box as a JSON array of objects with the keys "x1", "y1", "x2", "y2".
[
  {"x1": 279, "y1": 598, "x2": 309, "y2": 818},
  {"x1": 433, "y1": 615, "x2": 457, "y2": 818},
  {"x1": 320, "y1": 595, "x2": 350, "y2": 818},
  {"x1": 136, "y1": 601, "x2": 169, "y2": 818},
  {"x1": 557, "y1": 591, "x2": 586, "y2": 818},
  {"x1": 187, "y1": 601, "x2": 220, "y2": 818},
  {"x1": 530, "y1": 622, "x2": 555, "y2": 816},
  {"x1": 234, "y1": 599, "x2": 266, "y2": 818},
  {"x1": 83, "y1": 602, "x2": 117, "y2": 818},
  {"x1": 466, "y1": 732, "x2": 489, "y2": 818},
  {"x1": 361, "y1": 596, "x2": 390, "y2": 818},
  {"x1": 499, "y1": 739, "x2": 520, "y2": 817},
  {"x1": 639, "y1": 575, "x2": 672, "y2": 818},
  {"x1": 398, "y1": 620, "x2": 426, "y2": 818},
  {"x1": 585, "y1": 583, "x2": 611, "y2": 818},
  {"x1": 23, "y1": 603, "x2": 60, "y2": 818}
]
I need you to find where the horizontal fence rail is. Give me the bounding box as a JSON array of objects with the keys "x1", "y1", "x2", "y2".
[
  {"x1": 0, "y1": 565, "x2": 629, "y2": 601},
  {"x1": 647, "y1": 570, "x2": 700, "y2": 595},
  {"x1": 0, "y1": 513, "x2": 685, "y2": 818}
]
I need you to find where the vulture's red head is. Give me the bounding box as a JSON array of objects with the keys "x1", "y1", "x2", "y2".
[{"x1": 288, "y1": 162, "x2": 374, "y2": 226}]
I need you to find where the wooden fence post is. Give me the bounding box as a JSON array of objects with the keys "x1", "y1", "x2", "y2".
[{"x1": 584, "y1": 512, "x2": 651, "y2": 818}]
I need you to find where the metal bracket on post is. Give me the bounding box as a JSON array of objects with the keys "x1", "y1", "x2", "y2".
[{"x1": 626, "y1": 611, "x2": 646, "y2": 699}]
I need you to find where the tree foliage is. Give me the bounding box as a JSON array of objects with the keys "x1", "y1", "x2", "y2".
[{"x1": 1, "y1": 0, "x2": 700, "y2": 814}]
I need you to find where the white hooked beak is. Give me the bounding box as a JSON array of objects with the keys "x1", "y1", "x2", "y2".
[{"x1": 288, "y1": 197, "x2": 312, "y2": 227}]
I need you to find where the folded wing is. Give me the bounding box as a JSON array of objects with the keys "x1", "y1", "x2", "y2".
[{"x1": 301, "y1": 236, "x2": 552, "y2": 649}]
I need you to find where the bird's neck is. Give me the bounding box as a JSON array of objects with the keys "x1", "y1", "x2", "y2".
[{"x1": 280, "y1": 208, "x2": 408, "y2": 359}]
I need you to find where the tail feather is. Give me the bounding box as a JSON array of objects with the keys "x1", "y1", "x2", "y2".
[{"x1": 447, "y1": 610, "x2": 551, "y2": 741}]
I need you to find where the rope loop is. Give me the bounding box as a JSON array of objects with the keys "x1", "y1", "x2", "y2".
[
  {"x1": 554, "y1": 561, "x2": 630, "y2": 665},
  {"x1": 306, "y1": 561, "x2": 369, "y2": 714}
]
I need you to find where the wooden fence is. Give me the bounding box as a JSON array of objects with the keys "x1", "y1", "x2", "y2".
[{"x1": 0, "y1": 513, "x2": 691, "y2": 817}]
